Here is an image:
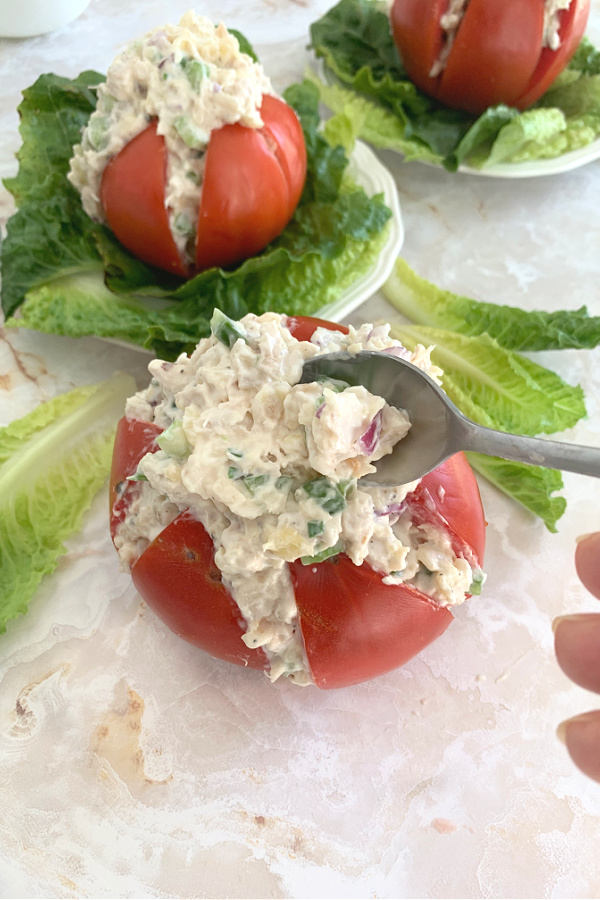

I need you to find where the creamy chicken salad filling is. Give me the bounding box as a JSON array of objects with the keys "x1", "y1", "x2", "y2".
[
  {"x1": 114, "y1": 312, "x2": 484, "y2": 685},
  {"x1": 429, "y1": 0, "x2": 573, "y2": 78},
  {"x1": 68, "y1": 11, "x2": 272, "y2": 264}
]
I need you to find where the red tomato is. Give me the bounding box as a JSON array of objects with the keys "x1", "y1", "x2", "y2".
[
  {"x1": 100, "y1": 94, "x2": 307, "y2": 277},
  {"x1": 110, "y1": 315, "x2": 486, "y2": 689},
  {"x1": 390, "y1": 0, "x2": 590, "y2": 114}
]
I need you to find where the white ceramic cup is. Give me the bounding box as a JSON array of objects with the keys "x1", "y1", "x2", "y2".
[{"x1": 0, "y1": 0, "x2": 91, "y2": 37}]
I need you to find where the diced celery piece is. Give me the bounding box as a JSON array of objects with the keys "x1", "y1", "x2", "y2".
[
  {"x1": 156, "y1": 420, "x2": 191, "y2": 459},
  {"x1": 88, "y1": 115, "x2": 108, "y2": 151},
  {"x1": 182, "y1": 57, "x2": 210, "y2": 91},
  {"x1": 174, "y1": 115, "x2": 209, "y2": 149},
  {"x1": 469, "y1": 568, "x2": 485, "y2": 595},
  {"x1": 210, "y1": 309, "x2": 248, "y2": 348}
]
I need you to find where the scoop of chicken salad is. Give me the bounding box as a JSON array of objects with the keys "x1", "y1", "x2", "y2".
[
  {"x1": 68, "y1": 10, "x2": 273, "y2": 265},
  {"x1": 112, "y1": 311, "x2": 486, "y2": 686}
]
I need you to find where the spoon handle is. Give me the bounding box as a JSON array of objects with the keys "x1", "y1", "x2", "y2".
[{"x1": 457, "y1": 419, "x2": 600, "y2": 478}]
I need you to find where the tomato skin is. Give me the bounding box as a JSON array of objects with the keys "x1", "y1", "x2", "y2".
[
  {"x1": 109, "y1": 417, "x2": 162, "y2": 539},
  {"x1": 100, "y1": 95, "x2": 306, "y2": 276},
  {"x1": 196, "y1": 95, "x2": 307, "y2": 271},
  {"x1": 289, "y1": 449, "x2": 484, "y2": 689},
  {"x1": 389, "y1": 0, "x2": 449, "y2": 96},
  {"x1": 289, "y1": 556, "x2": 453, "y2": 690},
  {"x1": 100, "y1": 122, "x2": 188, "y2": 277},
  {"x1": 131, "y1": 511, "x2": 269, "y2": 671},
  {"x1": 109, "y1": 315, "x2": 486, "y2": 688},
  {"x1": 285, "y1": 315, "x2": 349, "y2": 342},
  {"x1": 390, "y1": 0, "x2": 590, "y2": 114},
  {"x1": 516, "y1": 0, "x2": 590, "y2": 109},
  {"x1": 412, "y1": 452, "x2": 486, "y2": 565}
]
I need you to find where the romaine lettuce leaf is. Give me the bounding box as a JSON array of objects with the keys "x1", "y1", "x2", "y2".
[
  {"x1": 390, "y1": 324, "x2": 586, "y2": 437},
  {"x1": 0, "y1": 373, "x2": 135, "y2": 632},
  {"x1": 14, "y1": 217, "x2": 390, "y2": 358},
  {"x1": 389, "y1": 321, "x2": 586, "y2": 530},
  {"x1": 310, "y1": 0, "x2": 600, "y2": 169},
  {"x1": 1, "y1": 70, "x2": 391, "y2": 356},
  {"x1": 384, "y1": 258, "x2": 600, "y2": 351},
  {"x1": 465, "y1": 453, "x2": 567, "y2": 533}
]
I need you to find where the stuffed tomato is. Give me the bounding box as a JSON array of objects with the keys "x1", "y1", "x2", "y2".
[
  {"x1": 110, "y1": 312, "x2": 486, "y2": 689},
  {"x1": 390, "y1": 0, "x2": 590, "y2": 114},
  {"x1": 68, "y1": 12, "x2": 306, "y2": 277}
]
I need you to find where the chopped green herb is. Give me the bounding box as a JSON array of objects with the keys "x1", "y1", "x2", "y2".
[
  {"x1": 126, "y1": 470, "x2": 148, "y2": 482},
  {"x1": 228, "y1": 465, "x2": 242, "y2": 480},
  {"x1": 307, "y1": 520, "x2": 325, "y2": 538},
  {"x1": 275, "y1": 475, "x2": 294, "y2": 491},
  {"x1": 302, "y1": 476, "x2": 349, "y2": 514},
  {"x1": 243, "y1": 474, "x2": 269, "y2": 495},
  {"x1": 227, "y1": 448, "x2": 243, "y2": 458},
  {"x1": 300, "y1": 540, "x2": 344, "y2": 565}
]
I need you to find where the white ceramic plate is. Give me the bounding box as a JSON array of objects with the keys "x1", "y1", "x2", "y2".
[
  {"x1": 103, "y1": 139, "x2": 403, "y2": 354},
  {"x1": 456, "y1": 138, "x2": 600, "y2": 178},
  {"x1": 315, "y1": 60, "x2": 600, "y2": 179},
  {"x1": 315, "y1": 138, "x2": 403, "y2": 321}
]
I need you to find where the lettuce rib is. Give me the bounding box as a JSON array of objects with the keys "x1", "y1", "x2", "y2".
[{"x1": 0, "y1": 374, "x2": 135, "y2": 632}]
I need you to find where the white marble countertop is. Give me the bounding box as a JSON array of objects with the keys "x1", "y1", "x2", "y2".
[{"x1": 1, "y1": 2, "x2": 600, "y2": 897}]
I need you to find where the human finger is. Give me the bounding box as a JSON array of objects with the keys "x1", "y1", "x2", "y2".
[
  {"x1": 575, "y1": 532, "x2": 600, "y2": 600},
  {"x1": 557, "y1": 711, "x2": 600, "y2": 783},
  {"x1": 554, "y1": 613, "x2": 600, "y2": 694}
]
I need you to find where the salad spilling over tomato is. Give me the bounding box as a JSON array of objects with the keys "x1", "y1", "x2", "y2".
[
  {"x1": 110, "y1": 313, "x2": 486, "y2": 690},
  {"x1": 390, "y1": 0, "x2": 591, "y2": 114},
  {"x1": 68, "y1": 12, "x2": 307, "y2": 277}
]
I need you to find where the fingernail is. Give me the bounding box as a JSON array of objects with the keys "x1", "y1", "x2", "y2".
[
  {"x1": 552, "y1": 613, "x2": 594, "y2": 634},
  {"x1": 557, "y1": 711, "x2": 600, "y2": 744},
  {"x1": 575, "y1": 532, "x2": 597, "y2": 545}
]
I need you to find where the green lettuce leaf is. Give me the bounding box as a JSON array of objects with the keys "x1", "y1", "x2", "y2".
[
  {"x1": 389, "y1": 322, "x2": 586, "y2": 530},
  {"x1": 2, "y1": 71, "x2": 391, "y2": 356},
  {"x1": 15, "y1": 214, "x2": 390, "y2": 358},
  {"x1": 0, "y1": 373, "x2": 135, "y2": 632},
  {"x1": 384, "y1": 258, "x2": 600, "y2": 351},
  {"x1": 309, "y1": 0, "x2": 600, "y2": 169},
  {"x1": 390, "y1": 324, "x2": 585, "y2": 437},
  {"x1": 465, "y1": 453, "x2": 566, "y2": 533}
]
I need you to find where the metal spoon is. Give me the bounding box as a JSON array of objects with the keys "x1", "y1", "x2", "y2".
[{"x1": 300, "y1": 350, "x2": 600, "y2": 487}]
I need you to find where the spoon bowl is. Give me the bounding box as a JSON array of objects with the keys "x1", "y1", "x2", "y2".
[{"x1": 300, "y1": 351, "x2": 600, "y2": 486}]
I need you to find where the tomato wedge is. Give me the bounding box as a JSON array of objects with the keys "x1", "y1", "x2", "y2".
[
  {"x1": 390, "y1": 0, "x2": 591, "y2": 114},
  {"x1": 132, "y1": 511, "x2": 269, "y2": 671},
  {"x1": 100, "y1": 122, "x2": 187, "y2": 277},
  {"x1": 517, "y1": 0, "x2": 590, "y2": 109},
  {"x1": 110, "y1": 315, "x2": 486, "y2": 688},
  {"x1": 196, "y1": 95, "x2": 307, "y2": 271},
  {"x1": 100, "y1": 95, "x2": 306, "y2": 276}
]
